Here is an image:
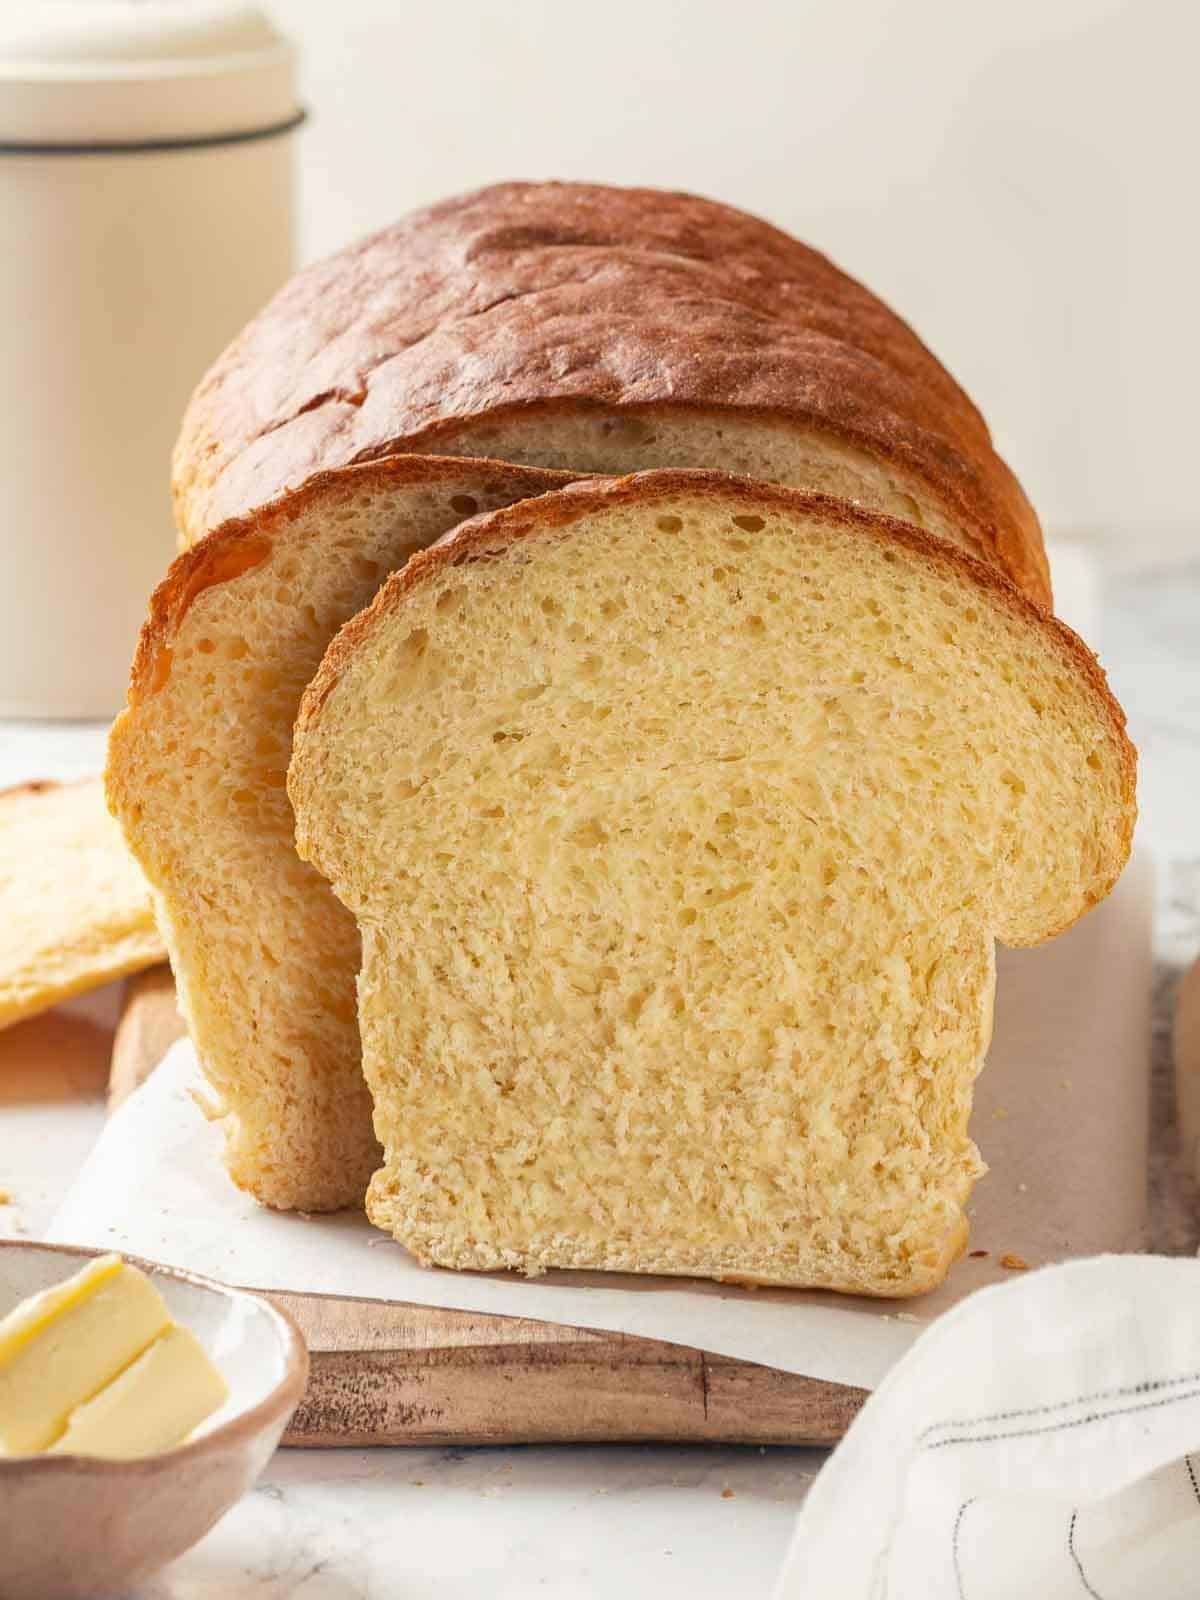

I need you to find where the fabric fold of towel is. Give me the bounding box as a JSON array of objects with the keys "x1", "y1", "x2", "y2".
[{"x1": 776, "y1": 1254, "x2": 1200, "y2": 1599}]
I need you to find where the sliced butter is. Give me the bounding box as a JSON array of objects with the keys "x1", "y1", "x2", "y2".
[
  {"x1": 51, "y1": 1324, "x2": 229, "y2": 1460},
  {"x1": 0, "y1": 1254, "x2": 170, "y2": 1455}
]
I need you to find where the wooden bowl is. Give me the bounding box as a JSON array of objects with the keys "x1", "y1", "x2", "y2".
[{"x1": 0, "y1": 1241, "x2": 308, "y2": 1600}]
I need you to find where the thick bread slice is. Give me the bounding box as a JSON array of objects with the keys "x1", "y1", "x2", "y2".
[
  {"x1": 289, "y1": 472, "x2": 1135, "y2": 1295},
  {"x1": 174, "y1": 181, "x2": 1050, "y2": 607},
  {"x1": 0, "y1": 778, "x2": 165, "y2": 1029},
  {"x1": 106, "y1": 457, "x2": 573, "y2": 1211}
]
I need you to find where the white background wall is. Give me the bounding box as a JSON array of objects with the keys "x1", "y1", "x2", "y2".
[{"x1": 269, "y1": 0, "x2": 1196, "y2": 545}]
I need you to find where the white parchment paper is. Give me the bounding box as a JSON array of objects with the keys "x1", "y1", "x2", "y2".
[{"x1": 49, "y1": 854, "x2": 1152, "y2": 1391}]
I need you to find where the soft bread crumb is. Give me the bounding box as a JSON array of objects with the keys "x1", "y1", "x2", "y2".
[
  {"x1": 289, "y1": 475, "x2": 1134, "y2": 1295},
  {"x1": 107, "y1": 460, "x2": 572, "y2": 1211}
]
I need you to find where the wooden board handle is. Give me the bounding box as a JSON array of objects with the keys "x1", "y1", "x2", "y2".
[
  {"x1": 109, "y1": 965, "x2": 186, "y2": 1112},
  {"x1": 266, "y1": 1288, "x2": 867, "y2": 1448}
]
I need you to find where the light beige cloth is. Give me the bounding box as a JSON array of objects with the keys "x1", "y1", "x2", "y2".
[{"x1": 776, "y1": 1254, "x2": 1200, "y2": 1599}]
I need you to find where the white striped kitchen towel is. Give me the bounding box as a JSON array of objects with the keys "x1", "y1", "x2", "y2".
[{"x1": 776, "y1": 1255, "x2": 1200, "y2": 1598}]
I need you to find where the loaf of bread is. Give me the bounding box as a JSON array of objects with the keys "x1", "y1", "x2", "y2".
[
  {"x1": 288, "y1": 473, "x2": 1134, "y2": 1294},
  {"x1": 173, "y1": 182, "x2": 1049, "y2": 606},
  {"x1": 0, "y1": 778, "x2": 165, "y2": 1030},
  {"x1": 113, "y1": 180, "x2": 1132, "y2": 1256},
  {"x1": 106, "y1": 458, "x2": 571, "y2": 1210}
]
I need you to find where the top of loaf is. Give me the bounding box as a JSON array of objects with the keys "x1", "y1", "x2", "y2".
[{"x1": 173, "y1": 180, "x2": 1047, "y2": 601}]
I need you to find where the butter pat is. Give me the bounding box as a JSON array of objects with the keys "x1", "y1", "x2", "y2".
[
  {"x1": 0, "y1": 1253, "x2": 228, "y2": 1459},
  {"x1": 0, "y1": 1254, "x2": 169, "y2": 1454},
  {"x1": 51, "y1": 1325, "x2": 228, "y2": 1460}
]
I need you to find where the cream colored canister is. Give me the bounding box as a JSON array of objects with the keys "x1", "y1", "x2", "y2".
[{"x1": 0, "y1": 2, "x2": 300, "y2": 717}]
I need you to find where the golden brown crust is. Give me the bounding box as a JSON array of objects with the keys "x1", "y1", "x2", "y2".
[
  {"x1": 174, "y1": 181, "x2": 1049, "y2": 604},
  {"x1": 124, "y1": 454, "x2": 577, "y2": 710},
  {"x1": 296, "y1": 468, "x2": 1136, "y2": 942}
]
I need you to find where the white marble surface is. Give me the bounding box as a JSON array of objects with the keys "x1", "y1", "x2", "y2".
[
  {"x1": 137, "y1": 1444, "x2": 819, "y2": 1599},
  {"x1": 1, "y1": 536, "x2": 1197, "y2": 1597}
]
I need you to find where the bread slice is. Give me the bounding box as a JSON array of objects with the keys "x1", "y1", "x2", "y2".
[
  {"x1": 173, "y1": 181, "x2": 1050, "y2": 606},
  {"x1": 106, "y1": 458, "x2": 572, "y2": 1211},
  {"x1": 289, "y1": 472, "x2": 1135, "y2": 1295},
  {"x1": 0, "y1": 779, "x2": 164, "y2": 1030}
]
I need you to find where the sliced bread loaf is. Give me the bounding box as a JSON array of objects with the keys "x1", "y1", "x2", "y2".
[
  {"x1": 106, "y1": 458, "x2": 572, "y2": 1210},
  {"x1": 289, "y1": 472, "x2": 1134, "y2": 1294},
  {"x1": 173, "y1": 182, "x2": 1050, "y2": 606}
]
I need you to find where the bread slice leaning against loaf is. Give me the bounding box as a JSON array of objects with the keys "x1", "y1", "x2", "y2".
[
  {"x1": 289, "y1": 471, "x2": 1135, "y2": 1296},
  {"x1": 106, "y1": 457, "x2": 573, "y2": 1211}
]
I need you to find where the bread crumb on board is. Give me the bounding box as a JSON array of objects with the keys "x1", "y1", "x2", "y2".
[
  {"x1": 1000, "y1": 1253, "x2": 1030, "y2": 1271},
  {"x1": 968, "y1": 1248, "x2": 989, "y2": 1258},
  {"x1": 721, "y1": 1488, "x2": 736, "y2": 1500}
]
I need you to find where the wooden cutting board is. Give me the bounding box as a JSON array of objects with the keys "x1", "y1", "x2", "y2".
[{"x1": 113, "y1": 969, "x2": 866, "y2": 1447}]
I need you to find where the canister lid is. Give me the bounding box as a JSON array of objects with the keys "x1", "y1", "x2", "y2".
[{"x1": 0, "y1": 2, "x2": 300, "y2": 149}]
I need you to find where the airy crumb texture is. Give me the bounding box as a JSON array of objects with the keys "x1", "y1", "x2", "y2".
[
  {"x1": 291, "y1": 473, "x2": 1134, "y2": 1296},
  {"x1": 0, "y1": 779, "x2": 164, "y2": 1030},
  {"x1": 106, "y1": 457, "x2": 573, "y2": 1212}
]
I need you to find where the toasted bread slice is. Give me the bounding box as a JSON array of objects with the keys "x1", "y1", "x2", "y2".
[{"x1": 0, "y1": 779, "x2": 164, "y2": 1030}]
